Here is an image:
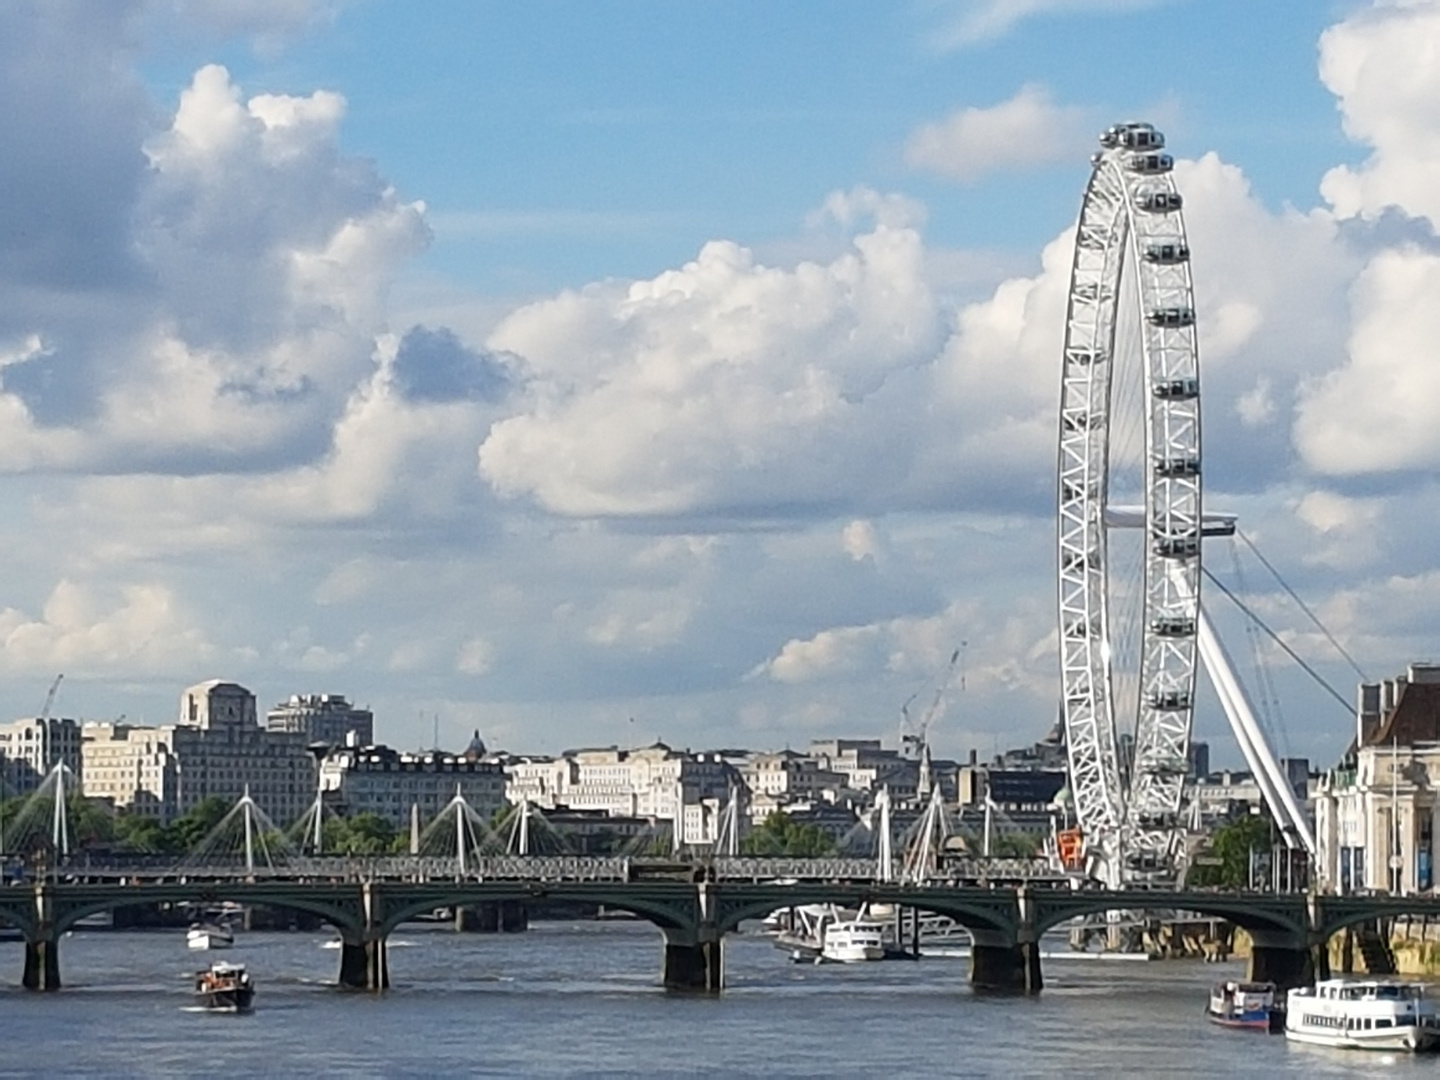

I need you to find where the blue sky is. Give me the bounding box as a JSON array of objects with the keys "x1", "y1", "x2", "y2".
[
  {"x1": 2, "y1": 0, "x2": 1439, "y2": 773},
  {"x1": 143, "y1": 1, "x2": 1357, "y2": 291}
]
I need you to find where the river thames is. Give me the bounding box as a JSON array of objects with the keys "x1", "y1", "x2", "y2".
[{"x1": 0, "y1": 920, "x2": 1430, "y2": 1078}]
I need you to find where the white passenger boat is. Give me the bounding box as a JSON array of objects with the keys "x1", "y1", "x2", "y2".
[
  {"x1": 821, "y1": 916, "x2": 886, "y2": 963},
  {"x1": 1285, "y1": 978, "x2": 1440, "y2": 1052},
  {"x1": 187, "y1": 922, "x2": 235, "y2": 951}
]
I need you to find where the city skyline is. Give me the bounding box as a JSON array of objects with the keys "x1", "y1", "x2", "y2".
[{"x1": 2, "y1": 1, "x2": 1438, "y2": 771}]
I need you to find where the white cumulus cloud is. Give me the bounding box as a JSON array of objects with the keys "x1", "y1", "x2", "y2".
[
  {"x1": 905, "y1": 85, "x2": 1092, "y2": 183},
  {"x1": 1319, "y1": 0, "x2": 1440, "y2": 225}
]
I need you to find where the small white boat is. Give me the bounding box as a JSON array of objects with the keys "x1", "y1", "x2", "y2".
[
  {"x1": 821, "y1": 916, "x2": 886, "y2": 963},
  {"x1": 195, "y1": 961, "x2": 254, "y2": 1012},
  {"x1": 1285, "y1": 978, "x2": 1440, "y2": 1052},
  {"x1": 187, "y1": 923, "x2": 234, "y2": 951}
]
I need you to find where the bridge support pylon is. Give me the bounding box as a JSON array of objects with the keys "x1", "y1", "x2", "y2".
[
  {"x1": 22, "y1": 881, "x2": 60, "y2": 991},
  {"x1": 662, "y1": 881, "x2": 722, "y2": 993},
  {"x1": 662, "y1": 932, "x2": 723, "y2": 993},
  {"x1": 338, "y1": 935, "x2": 389, "y2": 991},
  {"x1": 338, "y1": 881, "x2": 390, "y2": 991},
  {"x1": 22, "y1": 935, "x2": 61, "y2": 992},
  {"x1": 970, "y1": 940, "x2": 1042, "y2": 995},
  {"x1": 1246, "y1": 925, "x2": 1328, "y2": 993}
]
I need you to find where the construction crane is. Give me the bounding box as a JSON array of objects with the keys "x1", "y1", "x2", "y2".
[
  {"x1": 39, "y1": 673, "x2": 63, "y2": 720},
  {"x1": 899, "y1": 646, "x2": 963, "y2": 760}
]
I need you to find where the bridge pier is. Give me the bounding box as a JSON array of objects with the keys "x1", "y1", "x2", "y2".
[
  {"x1": 662, "y1": 881, "x2": 722, "y2": 992},
  {"x1": 338, "y1": 935, "x2": 389, "y2": 991},
  {"x1": 337, "y1": 880, "x2": 389, "y2": 991},
  {"x1": 22, "y1": 882, "x2": 60, "y2": 991},
  {"x1": 456, "y1": 900, "x2": 529, "y2": 933},
  {"x1": 22, "y1": 935, "x2": 61, "y2": 992},
  {"x1": 1246, "y1": 926, "x2": 1327, "y2": 992},
  {"x1": 662, "y1": 932, "x2": 723, "y2": 993},
  {"x1": 969, "y1": 940, "x2": 1042, "y2": 995}
]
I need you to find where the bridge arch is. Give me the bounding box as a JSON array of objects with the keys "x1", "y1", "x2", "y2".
[
  {"x1": 373, "y1": 885, "x2": 699, "y2": 940},
  {"x1": 49, "y1": 887, "x2": 367, "y2": 939},
  {"x1": 712, "y1": 887, "x2": 1020, "y2": 943},
  {"x1": 1029, "y1": 894, "x2": 1309, "y2": 944}
]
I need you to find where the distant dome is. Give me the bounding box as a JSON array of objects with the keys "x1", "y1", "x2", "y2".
[{"x1": 464, "y1": 729, "x2": 487, "y2": 759}]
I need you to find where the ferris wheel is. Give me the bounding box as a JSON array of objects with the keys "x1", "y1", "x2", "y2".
[{"x1": 1056, "y1": 122, "x2": 1205, "y2": 884}]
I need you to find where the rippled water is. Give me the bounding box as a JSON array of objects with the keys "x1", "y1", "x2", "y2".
[{"x1": 0, "y1": 922, "x2": 1431, "y2": 1078}]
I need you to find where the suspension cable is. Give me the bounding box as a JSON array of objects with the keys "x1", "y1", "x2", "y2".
[
  {"x1": 1201, "y1": 566, "x2": 1354, "y2": 717},
  {"x1": 1237, "y1": 528, "x2": 1370, "y2": 682}
]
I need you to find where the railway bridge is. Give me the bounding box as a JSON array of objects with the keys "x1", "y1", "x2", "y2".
[{"x1": 5, "y1": 856, "x2": 1440, "y2": 995}]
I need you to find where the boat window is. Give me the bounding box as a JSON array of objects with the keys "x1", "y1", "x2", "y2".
[{"x1": 1376, "y1": 1018, "x2": 1393, "y2": 1028}]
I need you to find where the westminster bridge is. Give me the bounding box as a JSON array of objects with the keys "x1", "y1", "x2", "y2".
[{"x1": 4, "y1": 855, "x2": 1438, "y2": 994}]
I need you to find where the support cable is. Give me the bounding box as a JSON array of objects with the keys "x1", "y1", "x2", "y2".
[
  {"x1": 1237, "y1": 528, "x2": 1369, "y2": 682},
  {"x1": 1228, "y1": 537, "x2": 1289, "y2": 756},
  {"x1": 1201, "y1": 566, "x2": 1353, "y2": 717}
]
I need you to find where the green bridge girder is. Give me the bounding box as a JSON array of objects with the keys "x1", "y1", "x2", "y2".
[{"x1": 11, "y1": 873, "x2": 1440, "y2": 994}]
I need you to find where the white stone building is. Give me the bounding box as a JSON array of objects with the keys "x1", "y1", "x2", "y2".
[
  {"x1": 0, "y1": 716, "x2": 83, "y2": 795},
  {"x1": 81, "y1": 680, "x2": 315, "y2": 826},
  {"x1": 81, "y1": 723, "x2": 180, "y2": 818},
  {"x1": 503, "y1": 743, "x2": 738, "y2": 845},
  {"x1": 1316, "y1": 664, "x2": 1440, "y2": 894},
  {"x1": 266, "y1": 693, "x2": 374, "y2": 746},
  {"x1": 808, "y1": 738, "x2": 919, "y2": 802},
  {"x1": 318, "y1": 740, "x2": 506, "y2": 830}
]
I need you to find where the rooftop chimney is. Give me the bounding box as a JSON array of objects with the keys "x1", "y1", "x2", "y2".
[{"x1": 1358, "y1": 682, "x2": 1382, "y2": 745}]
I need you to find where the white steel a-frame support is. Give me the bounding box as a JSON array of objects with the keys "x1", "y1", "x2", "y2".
[{"x1": 1196, "y1": 607, "x2": 1316, "y2": 855}]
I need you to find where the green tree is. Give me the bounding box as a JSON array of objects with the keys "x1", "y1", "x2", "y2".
[
  {"x1": 1187, "y1": 814, "x2": 1274, "y2": 889},
  {"x1": 114, "y1": 812, "x2": 170, "y2": 853},
  {"x1": 168, "y1": 796, "x2": 233, "y2": 853},
  {"x1": 740, "y1": 812, "x2": 836, "y2": 857},
  {"x1": 987, "y1": 832, "x2": 1041, "y2": 858},
  {"x1": 323, "y1": 812, "x2": 398, "y2": 855},
  {"x1": 64, "y1": 794, "x2": 116, "y2": 849}
]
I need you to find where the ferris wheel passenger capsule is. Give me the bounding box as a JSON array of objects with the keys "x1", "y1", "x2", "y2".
[
  {"x1": 1100, "y1": 122, "x2": 1161, "y2": 149},
  {"x1": 1126, "y1": 153, "x2": 1174, "y2": 175},
  {"x1": 1134, "y1": 189, "x2": 1183, "y2": 213},
  {"x1": 1150, "y1": 616, "x2": 1196, "y2": 638},
  {"x1": 1153, "y1": 456, "x2": 1200, "y2": 478},
  {"x1": 1120, "y1": 126, "x2": 1164, "y2": 151},
  {"x1": 1152, "y1": 377, "x2": 1199, "y2": 400},
  {"x1": 1142, "y1": 242, "x2": 1190, "y2": 264},
  {"x1": 1146, "y1": 307, "x2": 1195, "y2": 328},
  {"x1": 1152, "y1": 533, "x2": 1200, "y2": 559},
  {"x1": 1148, "y1": 689, "x2": 1193, "y2": 711}
]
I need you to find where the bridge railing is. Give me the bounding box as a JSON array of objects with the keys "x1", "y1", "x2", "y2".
[
  {"x1": 28, "y1": 852, "x2": 1069, "y2": 887},
  {"x1": 708, "y1": 857, "x2": 885, "y2": 881}
]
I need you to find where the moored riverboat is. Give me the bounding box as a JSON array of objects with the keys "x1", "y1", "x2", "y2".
[
  {"x1": 194, "y1": 961, "x2": 254, "y2": 1012},
  {"x1": 821, "y1": 916, "x2": 887, "y2": 963},
  {"x1": 1206, "y1": 980, "x2": 1281, "y2": 1031},
  {"x1": 187, "y1": 922, "x2": 234, "y2": 950},
  {"x1": 1285, "y1": 978, "x2": 1440, "y2": 1052}
]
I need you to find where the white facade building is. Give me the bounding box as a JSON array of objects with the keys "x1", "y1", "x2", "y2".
[
  {"x1": 503, "y1": 743, "x2": 737, "y2": 845},
  {"x1": 80, "y1": 680, "x2": 314, "y2": 826},
  {"x1": 266, "y1": 693, "x2": 374, "y2": 746},
  {"x1": 318, "y1": 742, "x2": 506, "y2": 829},
  {"x1": 81, "y1": 723, "x2": 180, "y2": 818},
  {"x1": 1316, "y1": 664, "x2": 1440, "y2": 894},
  {"x1": 0, "y1": 716, "x2": 83, "y2": 795}
]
